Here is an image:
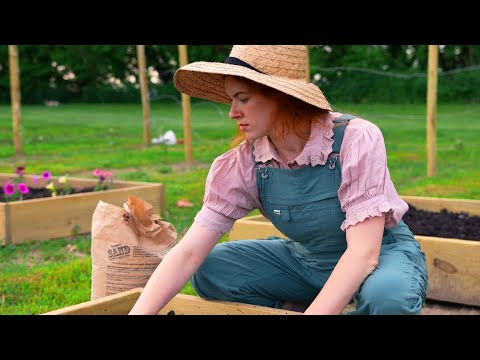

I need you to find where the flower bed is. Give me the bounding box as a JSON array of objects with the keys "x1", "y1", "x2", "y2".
[
  {"x1": 0, "y1": 173, "x2": 165, "y2": 245},
  {"x1": 229, "y1": 195, "x2": 480, "y2": 307}
]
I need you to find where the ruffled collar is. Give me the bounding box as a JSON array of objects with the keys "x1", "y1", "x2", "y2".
[{"x1": 253, "y1": 112, "x2": 341, "y2": 166}]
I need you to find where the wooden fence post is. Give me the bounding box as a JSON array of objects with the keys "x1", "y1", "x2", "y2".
[
  {"x1": 427, "y1": 45, "x2": 438, "y2": 177},
  {"x1": 178, "y1": 45, "x2": 193, "y2": 167},
  {"x1": 136, "y1": 45, "x2": 151, "y2": 146},
  {"x1": 8, "y1": 45, "x2": 22, "y2": 156}
]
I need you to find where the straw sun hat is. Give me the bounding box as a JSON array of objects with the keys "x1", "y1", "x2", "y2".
[{"x1": 173, "y1": 45, "x2": 332, "y2": 112}]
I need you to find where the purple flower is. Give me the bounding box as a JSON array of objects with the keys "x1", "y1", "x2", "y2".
[
  {"x1": 99, "y1": 175, "x2": 106, "y2": 183},
  {"x1": 3, "y1": 182, "x2": 15, "y2": 195},
  {"x1": 41, "y1": 171, "x2": 51, "y2": 181},
  {"x1": 17, "y1": 183, "x2": 30, "y2": 194}
]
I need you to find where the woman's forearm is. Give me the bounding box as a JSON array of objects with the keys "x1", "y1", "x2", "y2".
[
  {"x1": 129, "y1": 222, "x2": 221, "y2": 315},
  {"x1": 304, "y1": 250, "x2": 377, "y2": 314},
  {"x1": 304, "y1": 215, "x2": 385, "y2": 315}
]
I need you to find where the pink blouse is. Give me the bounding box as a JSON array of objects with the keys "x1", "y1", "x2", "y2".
[{"x1": 194, "y1": 112, "x2": 408, "y2": 234}]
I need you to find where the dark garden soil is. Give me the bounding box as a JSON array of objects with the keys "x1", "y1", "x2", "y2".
[
  {"x1": 403, "y1": 205, "x2": 480, "y2": 241},
  {"x1": 0, "y1": 187, "x2": 96, "y2": 202}
]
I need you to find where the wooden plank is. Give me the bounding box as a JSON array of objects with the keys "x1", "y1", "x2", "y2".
[
  {"x1": 416, "y1": 235, "x2": 480, "y2": 306},
  {"x1": 42, "y1": 288, "x2": 143, "y2": 315},
  {"x1": 159, "y1": 293, "x2": 299, "y2": 315},
  {"x1": 43, "y1": 288, "x2": 300, "y2": 315},
  {"x1": 230, "y1": 214, "x2": 285, "y2": 240},
  {"x1": 0, "y1": 205, "x2": 6, "y2": 246}
]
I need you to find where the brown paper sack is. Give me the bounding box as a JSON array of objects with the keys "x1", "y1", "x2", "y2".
[{"x1": 91, "y1": 196, "x2": 178, "y2": 300}]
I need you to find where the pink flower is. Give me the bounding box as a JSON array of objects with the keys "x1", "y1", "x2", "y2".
[
  {"x1": 15, "y1": 166, "x2": 25, "y2": 176},
  {"x1": 17, "y1": 183, "x2": 29, "y2": 194},
  {"x1": 41, "y1": 171, "x2": 51, "y2": 181},
  {"x1": 33, "y1": 174, "x2": 39, "y2": 185},
  {"x1": 3, "y1": 182, "x2": 15, "y2": 195},
  {"x1": 103, "y1": 171, "x2": 112, "y2": 177},
  {"x1": 92, "y1": 169, "x2": 102, "y2": 177}
]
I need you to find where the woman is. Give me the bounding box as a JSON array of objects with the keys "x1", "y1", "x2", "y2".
[{"x1": 129, "y1": 45, "x2": 428, "y2": 315}]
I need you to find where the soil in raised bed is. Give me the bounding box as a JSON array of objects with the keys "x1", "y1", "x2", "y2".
[
  {"x1": 403, "y1": 205, "x2": 480, "y2": 241},
  {"x1": 0, "y1": 187, "x2": 96, "y2": 202}
]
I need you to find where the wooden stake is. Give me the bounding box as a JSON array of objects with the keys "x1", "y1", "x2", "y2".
[
  {"x1": 8, "y1": 45, "x2": 22, "y2": 156},
  {"x1": 178, "y1": 45, "x2": 193, "y2": 167},
  {"x1": 426, "y1": 45, "x2": 438, "y2": 177},
  {"x1": 136, "y1": 45, "x2": 151, "y2": 146}
]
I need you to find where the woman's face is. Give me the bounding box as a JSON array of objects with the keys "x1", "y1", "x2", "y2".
[{"x1": 225, "y1": 76, "x2": 279, "y2": 141}]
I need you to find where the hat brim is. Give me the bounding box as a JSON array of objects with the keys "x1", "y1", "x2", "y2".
[{"x1": 173, "y1": 62, "x2": 332, "y2": 112}]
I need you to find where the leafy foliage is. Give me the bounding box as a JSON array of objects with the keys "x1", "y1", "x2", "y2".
[{"x1": 2, "y1": 45, "x2": 480, "y2": 104}]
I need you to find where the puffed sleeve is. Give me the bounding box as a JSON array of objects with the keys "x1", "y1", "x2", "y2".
[
  {"x1": 194, "y1": 146, "x2": 259, "y2": 234},
  {"x1": 338, "y1": 120, "x2": 408, "y2": 231}
]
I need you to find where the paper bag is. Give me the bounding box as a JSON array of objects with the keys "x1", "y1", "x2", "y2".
[{"x1": 91, "y1": 195, "x2": 177, "y2": 300}]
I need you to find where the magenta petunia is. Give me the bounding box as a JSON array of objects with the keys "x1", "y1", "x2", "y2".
[
  {"x1": 104, "y1": 171, "x2": 112, "y2": 177},
  {"x1": 17, "y1": 183, "x2": 30, "y2": 194},
  {"x1": 41, "y1": 171, "x2": 51, "y2": 181},
  {"x1": 16, "y1": 166, "x2": 25, "y2": 176},
  {"x1": 3, "y1": 182, "x2": 15, "y2": 195},
  {"x1": 92, "y1": 169, "x2": 102, "y2": 177}
]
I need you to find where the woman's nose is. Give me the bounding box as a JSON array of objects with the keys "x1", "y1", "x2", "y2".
[{"x1": 229, "y1": 103, "x2": 240, "y2": 119}]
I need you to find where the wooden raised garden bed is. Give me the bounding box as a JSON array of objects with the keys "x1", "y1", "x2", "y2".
[
  {"x1": 0, "y1": 173, "x2": 165, "y2": 245},
  {"x1": 42, "y1": 287, "x2": 300, "y2": 315},
  {"x1": 229, "y1": 195, "x2": 480, "y2": 307}
]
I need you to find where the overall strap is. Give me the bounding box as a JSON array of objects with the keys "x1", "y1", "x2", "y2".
[{"x1": 331, "y1": 113, "x2": 356, "y2": 153}]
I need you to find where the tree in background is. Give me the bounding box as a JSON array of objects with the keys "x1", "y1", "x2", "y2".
[{"x1": 0, "y1": 45, "x2": 478, "y2": 104}]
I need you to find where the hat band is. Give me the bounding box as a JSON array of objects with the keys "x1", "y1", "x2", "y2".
[{"x1": 224, "y1": 57, "x2": 265, "y2": 74}]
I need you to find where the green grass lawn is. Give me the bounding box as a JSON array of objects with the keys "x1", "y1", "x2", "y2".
[{"x1": 1, "y1": 101, "x2": 479, "y2": 314}]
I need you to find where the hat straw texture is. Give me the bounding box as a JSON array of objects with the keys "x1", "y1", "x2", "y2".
[{"x1": 174, "y1": 45, "x2": 332, "y2": 112}]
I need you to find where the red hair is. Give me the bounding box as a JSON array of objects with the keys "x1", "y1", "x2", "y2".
[{"x1": 229, "y1": 77, "x2": 328, "y2": 148}]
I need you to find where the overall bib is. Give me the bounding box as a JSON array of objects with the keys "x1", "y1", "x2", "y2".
[{"x1": 192, "y1": 115, "x2": 428, "y2": 315}]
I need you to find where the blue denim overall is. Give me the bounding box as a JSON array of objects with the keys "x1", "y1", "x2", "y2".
[{"x1": 192, "y1": 114, "x2": 428, "y2": 314}]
